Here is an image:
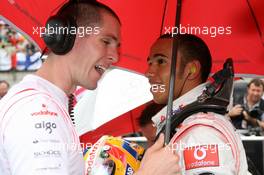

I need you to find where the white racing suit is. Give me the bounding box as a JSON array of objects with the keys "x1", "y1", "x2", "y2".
[
  {"x1": 0, "y1": 75, "x2": 84, "y2": 175},
  {"x1": 152, "y1": 83, "x2": 251, "y2": 175}
]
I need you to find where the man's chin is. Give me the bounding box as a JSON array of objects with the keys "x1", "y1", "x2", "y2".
[
  {"x1": 152, "y1": 94, "x2": 167, "y2": 104},
  {"x1": 85, "y1": 83, "x2": 98, "y2": 90}
]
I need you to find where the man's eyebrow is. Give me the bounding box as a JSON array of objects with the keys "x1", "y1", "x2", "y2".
[
  {"x1": 106, "y1": 34, "x2": 121, "y2": 47},
  {"x1": 147, "y1": 54, "x2": 168, "y2": 62},
  {"x1": 153, "y1": 53, "x2": 168, "y2": 58}
]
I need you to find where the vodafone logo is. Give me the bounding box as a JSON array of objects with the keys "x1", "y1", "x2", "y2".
[
  {"x1": 184, "y1": 145, "x2": 219, "y2": 170},
  {"x1": 194, "y1": 147, "x2": 206, "y2": 160},
  {"x1": 85, "y1": 140, "x2": 102, "y2": 173},
  {"x1": 31, "y1": 104, "x2": 58, "y2": 117}
]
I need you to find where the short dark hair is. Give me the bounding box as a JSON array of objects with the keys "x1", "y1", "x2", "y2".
[
  {"x1": 159, "y1": 34, "x2": 212, "y2": 82},
  {"x1": 247, "y1": 78, "x2": 264, "y2": 90},
  {"x1": 138, "y1": 101, "x2": 165, "y2": 127},
  {"x1": 58, "y1": 0, "x2": 121, "y2": 28}
]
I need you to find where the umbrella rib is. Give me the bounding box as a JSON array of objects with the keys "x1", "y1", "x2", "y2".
[
  {"x1": 175, "y1": 0, "x2": 182, "y2": 30},
  {"x1": 164, "y1": 0, "x2": 183, "y2": 145},
  {"x1": 246, "y1": 0, "x2": 264, "y2": 46},
  {"x1": 160, "y1": 0, "x2": 169, "y2": 35}
]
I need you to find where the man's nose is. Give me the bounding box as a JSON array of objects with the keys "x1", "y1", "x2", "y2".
[
  {"x1": 145, "y1": 66, "x2": 156, "y2": 78},
  {"x1": 108, "y1": 48, "x2": 119, "y2": 63},
  {"x1": 145, "y1": 71, "x2": 154, "y2": 79},
  {"x1": 253, "y1": 91, "x2": 260, "y2": 97}
]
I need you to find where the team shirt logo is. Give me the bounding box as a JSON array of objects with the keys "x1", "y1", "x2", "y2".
[{"x1": 184, "y1": 145, "x2": 219, "y2": 170}]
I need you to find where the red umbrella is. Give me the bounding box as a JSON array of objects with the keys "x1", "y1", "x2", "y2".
[
  {"x1": 1, "y1": 0, "x2": 263, "y2": 76},
  {"x1": 1, "y1": 0, "x2": 264, "y2": 144},
  {"x1": 79, "y1": 103, "x2": 146, "y2": 144}
]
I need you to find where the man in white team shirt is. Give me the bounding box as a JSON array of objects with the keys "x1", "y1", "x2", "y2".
[
  {"x1": 0, "y1": 1, "x2": 181, "y2": 175},
  {"x1": 145, "y1": 33, "x2": 251, "y2": 174}
]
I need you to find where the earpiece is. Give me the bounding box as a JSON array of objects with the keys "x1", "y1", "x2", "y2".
[
  {"x1": 42, "y1": 2, "x2": 77, "y2": 55},
  {"x1": 190, "y1": 66, "x2": 196, "y2": 74}
]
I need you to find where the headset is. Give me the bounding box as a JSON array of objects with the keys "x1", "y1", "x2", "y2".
[
  {"x1": 42, "y1": 1, "x2": 78, "y2": 55},
  {"x1": 43, "y1": 1, "x2": 79, "y2": 125}
]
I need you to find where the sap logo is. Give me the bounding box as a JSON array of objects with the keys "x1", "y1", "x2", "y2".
[{"x1": 35, "y1": 121, "x2": 57, "y2": 134}]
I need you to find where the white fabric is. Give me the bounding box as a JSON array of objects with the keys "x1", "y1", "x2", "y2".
[
  {"x1": 74, "y1": 68, "x2": 152, "y2": 136},
  {"x1": 152, "y1": 83, "x2": 251, "y2": 175},
  {"x1": 0, "y1": 75, "x2": 84, "y2": 175}
]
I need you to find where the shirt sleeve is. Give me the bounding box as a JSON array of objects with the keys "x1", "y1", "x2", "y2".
[
  {"x1": 2, "y1": 95, "x2": 83, "y2": 175},
  {"x1": 172, "y1": 125, "x2": 242, "y2": 175}
]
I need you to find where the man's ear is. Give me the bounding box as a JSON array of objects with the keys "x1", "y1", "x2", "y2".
[{"x1": 186, "y1": 60, "x2": 201, "y2": 80}]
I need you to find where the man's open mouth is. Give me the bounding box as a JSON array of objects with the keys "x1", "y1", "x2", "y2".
[{"x1": 95, "y1": 65, "x2": 107, "y2": 75}]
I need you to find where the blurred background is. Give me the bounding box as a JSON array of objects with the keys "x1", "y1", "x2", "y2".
[{"x1": 0, "y1": 19, "x2": 42, "y2": 85}]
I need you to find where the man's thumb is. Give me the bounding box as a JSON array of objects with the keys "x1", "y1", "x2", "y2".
[{"x1": 149, "y1": 133, "x2": 165, "y2": 152}]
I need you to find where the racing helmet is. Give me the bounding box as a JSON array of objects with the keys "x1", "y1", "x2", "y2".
[{"x1": 84, "y1": 135, "x2": 145, "y2": 175}]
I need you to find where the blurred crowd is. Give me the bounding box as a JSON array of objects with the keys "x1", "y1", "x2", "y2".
[{"x1": 0, "y1": 20, "x2": 42, "y2": 71}]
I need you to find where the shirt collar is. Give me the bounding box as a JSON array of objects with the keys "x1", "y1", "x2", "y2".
[
  {"x1": 152, "y1": 83, "x2": 208, "y2": 133},
  {"x1": 243, "y1": 95, "x2": 261, "y2": 111},
  {"x1": 23, "y1": 74, "x2": 69, "y2": 109}
]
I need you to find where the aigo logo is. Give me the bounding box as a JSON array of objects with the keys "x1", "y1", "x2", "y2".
[{"x1": 35, "y1": 121, "x2": 57, "y2": 134}]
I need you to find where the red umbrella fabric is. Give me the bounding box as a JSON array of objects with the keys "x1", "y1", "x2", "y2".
[
  {"x1": 1, "y1": 0, "x2": 264, "y2": 144},
  {"x1": 1, "y1": 0, "x2": 263, "y2": 76},
  {"x1": 79, "y1": 103, "x2": 146, "y2": 144}
]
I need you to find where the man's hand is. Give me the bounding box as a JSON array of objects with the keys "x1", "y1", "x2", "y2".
[
  {"x1": 242, "y1": 110, "x2": 250, "y2": 121},
  {"x1": 228, "y1": 105, "x2": 243, "y2": 117},
  {"x1": 257, "y1": 120, "x2": 264, "y2": 129},
  {"x1": 243, "y1": 110, "x2": 260, "y2": 127},
  {"x1": 135, "y1": 133, "x2": 181, "y2": 175}
]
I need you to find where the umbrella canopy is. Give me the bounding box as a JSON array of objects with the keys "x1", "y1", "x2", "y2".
[
  {"x1": 73, "y1": 67, "x2": 152, "y2": 136},
  {"x1": 1, "y1": 0, "x2": 263, "y2": 76}
]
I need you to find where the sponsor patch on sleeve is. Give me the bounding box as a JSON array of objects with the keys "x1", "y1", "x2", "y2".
[{"x1": 183, "y1": 145, "x2": 219, "y2": 170}]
